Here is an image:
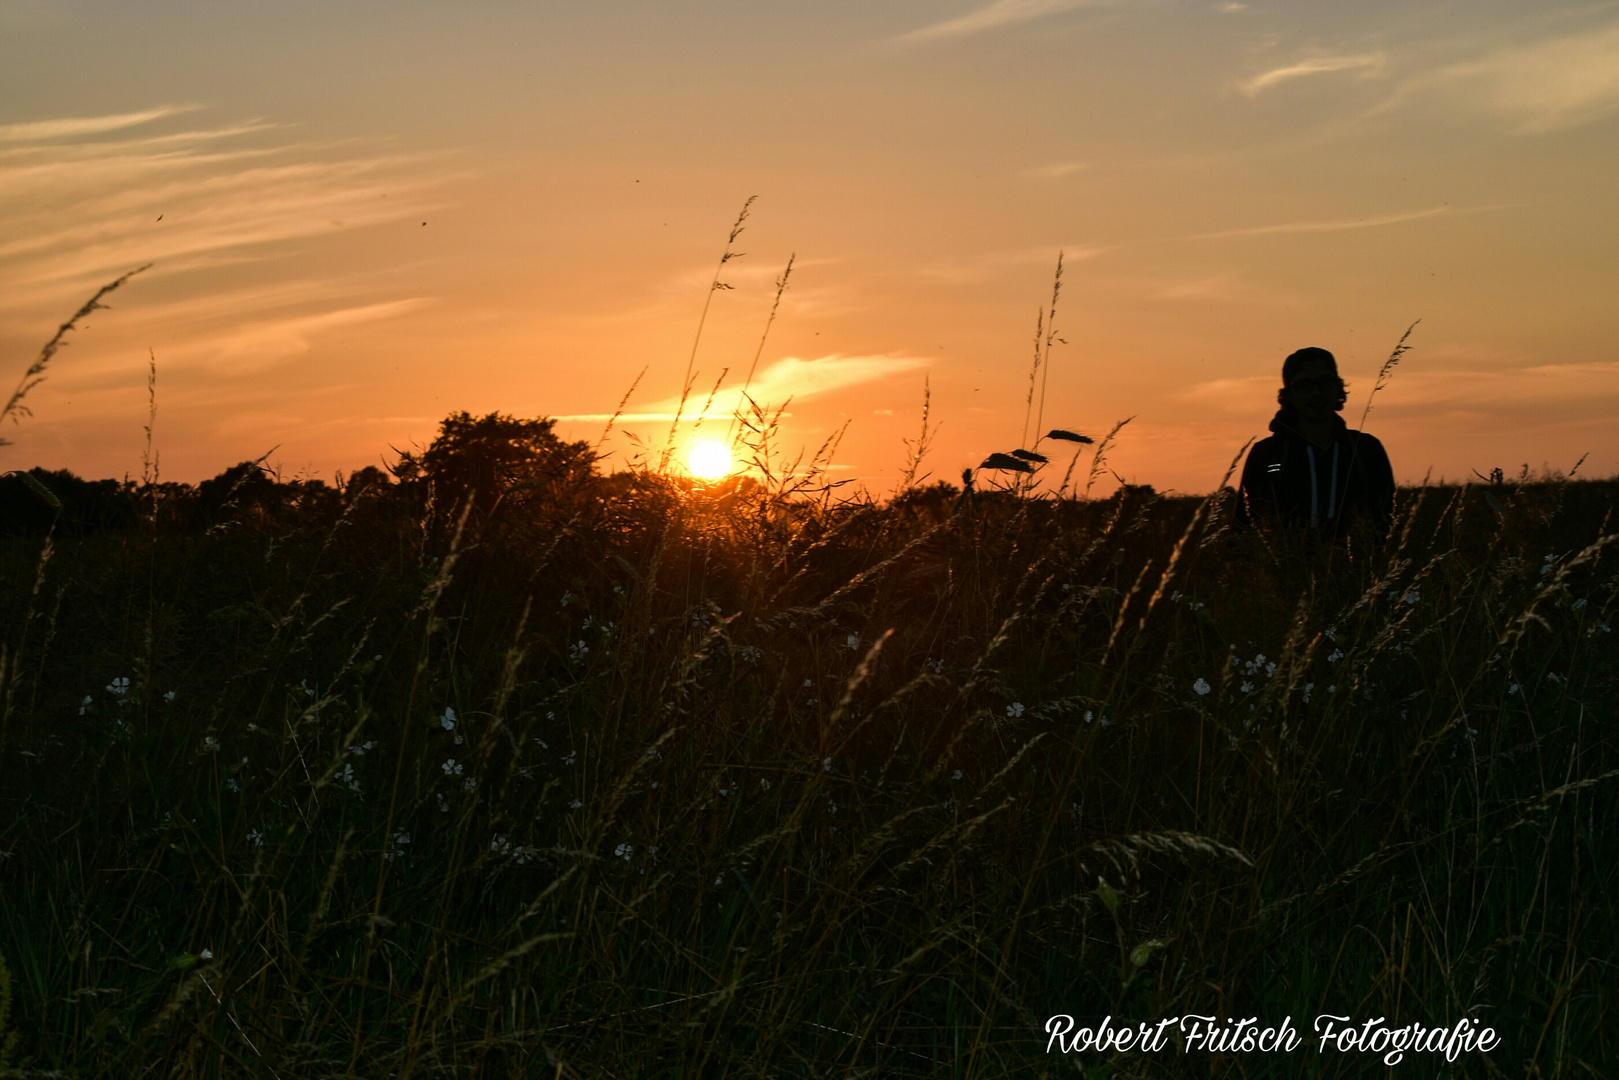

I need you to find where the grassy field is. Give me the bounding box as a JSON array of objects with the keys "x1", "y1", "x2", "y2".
[{"x1": 1, "y1": 431, "x2": 1616, "y2": 1078}]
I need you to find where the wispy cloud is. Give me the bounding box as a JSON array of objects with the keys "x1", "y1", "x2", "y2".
[
  {"x1": 556, "y1": 353, "x2": 930, "y2": 422},
  {"x1": 1241, "y1": 54, "x2": 1384, "y2": 96},
  {"x1": 1184, "y1": 205, "x2": 1455, "y2": 241},
  {"x1": 1028, "y1": 161, "x2": 1089, "y2": 179},
  {"x1": 0, "y1": 106, "x2": 194, "y2": 143},
  {"x1": 0, "y1": 110, "x2": 448, "y2": 311},
  {"x1": 207, "y1": 299, "x2": 432, "y2": 370},
  {"x1": 1417, "y1": 20, "x2": 1619, "y2": 133},
  {"x1": 897, "y1": 0, "x2": 1104, "y2": 42}
]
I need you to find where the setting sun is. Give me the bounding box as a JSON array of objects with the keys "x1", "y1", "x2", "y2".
[{"x1": 687, "y1": 439, "x2": 732, "y2": 480}]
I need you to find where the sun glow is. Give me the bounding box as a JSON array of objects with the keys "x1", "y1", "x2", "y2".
[{"x1": 687, "y1": 439, "x2": 733, "y2": 481}]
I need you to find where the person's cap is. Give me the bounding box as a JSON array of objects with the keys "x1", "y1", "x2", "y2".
[{"x1": 1282, "y1": 346, "x2": 1337, "y2": 383}]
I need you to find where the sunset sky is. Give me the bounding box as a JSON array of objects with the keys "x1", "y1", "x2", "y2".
[{"x1": 3, "y1": 0, "x2": 1617, "y2": 494}]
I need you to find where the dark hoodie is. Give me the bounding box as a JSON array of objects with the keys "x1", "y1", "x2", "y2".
[{"x1": 1239, "y1": 410, "x2": 1394, "y2": 535}]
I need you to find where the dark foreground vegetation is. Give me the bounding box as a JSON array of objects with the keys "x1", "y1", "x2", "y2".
[{"x1": 2, "y1": 415, "x2": 1616, "y2": 1078}]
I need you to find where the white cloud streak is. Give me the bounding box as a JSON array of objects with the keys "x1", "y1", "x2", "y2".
[
  {"x1": 0, "y1": 106, "x2": 194, "y2": 143},
  {"x1": 1184, "y1": 205, "x2": 1454, "y2": 241},
  {"x1": 556, "y1": 354, "x2": 930, "y2": 421},
  {"x1": 1241, "y1": 54, "x2": 1384, "y2": 96},
  {"x1": 898, "y1": 0, "x2": 1104, "y2": 42}
]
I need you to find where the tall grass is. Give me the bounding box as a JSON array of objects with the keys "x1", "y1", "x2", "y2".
[{"x1": 2, "y1": 444, "x2": 1615, "y2": 1076}]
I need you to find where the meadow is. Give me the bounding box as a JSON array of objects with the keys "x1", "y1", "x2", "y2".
[{"x1": 1, "y1": 400, "x2": 1616, "y2": 1077}]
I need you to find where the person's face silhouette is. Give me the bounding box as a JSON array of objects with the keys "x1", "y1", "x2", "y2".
[{"x1": 1286, "y1": 358, "x2": 1340, "y2": 422}]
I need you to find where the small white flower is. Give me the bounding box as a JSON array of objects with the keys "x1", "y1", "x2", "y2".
[
  {"x1": 1327, "y1": 684, "x2": 1336, "y2": 694},
  {"x1": 569, "y1": 798, "x2": 583, "y2": 809},
  {"x1": 164, "y1": 690, "x2": 176, "y2": 702},
  {"x1": 203, "y1": 735, "x2": 219, "y2": 751},
  {"x1": 1327, "y1": 649, "x2": 1344, "y2": 663},
  {"x1": 108, "y1": 677, "x2": 130, "y2": 696},
  {"x1": 199, "y1": 949, "x2": 213, "y2": 961},
  {"x1": 442, "y1": 758, "x2": 463, "y2": 776},
  {"x1": 846, "y1": 633, "x2": 861, "y2": 651},
  {"x1": 246, "y1": 828, "x2": 265, "y2": 847},
  {"x1": 560, "y1": 590, "x2": 573, "y2": 607},
  {"x1": 804, "y1": 678, "x2": 814, "y2": 689},
  {"x1": 1192, "y1": 678, "x2": 1211, "y2": 696},
  {"x1": 1508, "y1": 683, "x2": 1520, "y2": 696},
  {"x1": 951, "y1": 769, "x2": 963, "y2": 780},
  {"x1": 714, "y1": 874, "x2": 723, "y2": 885},
  {"x1": 1006, "y1": 702, "x2": 1025, "y2": 718},
  {"x1": 1265, "y1": 662, "x2": 1277, "y2": 678},
  {"x1": 615, "y1": 843, "x2": 633, "y2": 860},
  {"x1": 562, "y1": 751, "x2": 577, "y2": 766},
  {"x1": 1084, "y1": 710, "x2": 1094, "y2": 723},
  {"x1": 1572, "y1": 597, "x2": 1588, "y2": 610},
  {"x1": 463, "y1": 776, "x2": 477, "y2": 791},
  {"x1": 569, "y1": 640, "x2": 590, "y2": 662},
  {"x1": 1239, "y1": 681, "x2": 1255, "y2": 694},
  {"x1": 759, "y1": 777, "x2": 770, "y2": 790},
  {"x1": 440, "y1": 707, "x2": 457, "y2": 731},
  {"x1": 925, "y1": 657, "x2": 944, "y2": 674},
  {"x1": 1302, "y1": 682, "x2": 1314, "y2": 703},
  {"x1": 1404, "y1": 590, "x2": 1420, "y2": 606},
  {"x1": 822, "y1": 757, "x2": 833, "y2": 772},
  {"x1": 225, "y1": 777, "x2": 240, "y2": 792},
  {"x1": 79, "y1": 694, "x2": 92, "y2": 715},
  {"x1": 438, "y1": 794, "x2": 451, "y2": 813}
]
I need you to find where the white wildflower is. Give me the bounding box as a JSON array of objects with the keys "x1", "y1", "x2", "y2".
[
  {"x1": 107, "y1": 677, "x2": 130, "y2": 696},
  {"x1": 569, "y1": 640, "x2": 590, "y2": 662},
  {"x1": 246, "y1": 828, "x2": 265, "y2": 847},
  {"x1": 1006, "y1": 702, "x2": 1025, "y2": 719},
  {"x1": 199, "y1": 949, "x2": 213, "y2": 961},
  {"x1": 442, "y1": 758, "x2": 463, "y2": 776},
  {"x1": 79, "y1": 694, "x2": 92, "y2": 715},
  {"x1": 1192, "y1": 678, "x2": 1211, "y2": 697},
  {"x1": 846, "y1": 633, "x2": 861, "y2": 651},
  {"x1": 615, "y1": 843, "x2": 633, "y2": 860},
  {"x1": 951, "y1": 769, "x2": 963, "y2": 780},
  {"x1": 164, "y1": 690, "x2": 176, "y2": 702},
  {"x1": 440, "y1": 707, "x2": 457, "y2": 731}
]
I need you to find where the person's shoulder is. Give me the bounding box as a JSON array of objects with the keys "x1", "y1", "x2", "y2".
[
  {"x1": 1247, "y1": 431, "x2": 1287, "y2": 462},
  {"x1": 1346, "y1": 428, "x2": 1389, "y2": 453}
]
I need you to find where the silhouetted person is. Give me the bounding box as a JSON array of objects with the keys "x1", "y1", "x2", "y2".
[{"x1": 1240, "y1": 347, "x2": 1394, "y2": 536}]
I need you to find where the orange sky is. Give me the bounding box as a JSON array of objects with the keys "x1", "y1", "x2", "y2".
[{"x1": 3, "y1": 1, "x2": 1617, "y2": 494}]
